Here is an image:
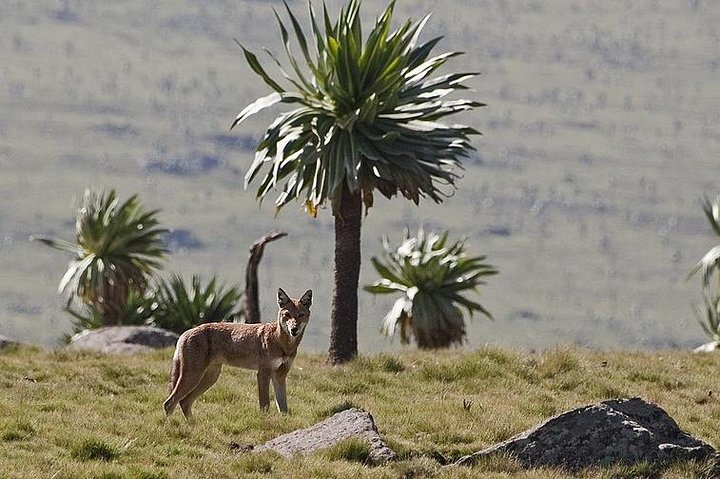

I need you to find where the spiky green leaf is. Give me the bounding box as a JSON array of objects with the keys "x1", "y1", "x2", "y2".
[
  {"x1": 233, "y1": 0, "x2": 483, "y2": 216},
  {"x1": 367, "y1": 228, "x2": 496, "y2": 348}
]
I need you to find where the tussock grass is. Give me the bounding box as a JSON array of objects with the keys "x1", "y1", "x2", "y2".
[
  {"x1": 1, "y1": 419, "x2": 36, "y2": 442},
  {"x1": 321, "y1": 437, "x2": 373, "y2": 464},
  {"x1": 0, "y1": 346, "x2": 718, "y2": 478},
  {"x1": 314, "y1": 399, "x2": 362, "y2": 420},
  {"x1": 69, "y1": 438, "x2": 120, "y2": 462}
]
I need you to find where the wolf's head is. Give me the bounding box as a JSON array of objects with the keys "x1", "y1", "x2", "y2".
[{"x1": 277, "y1": 288, "x2": 312, "y2": 340}]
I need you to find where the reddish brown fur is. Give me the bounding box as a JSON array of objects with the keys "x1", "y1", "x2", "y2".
[{"x1": 163, "y1": 288, "x2": 311, "y2": 420}]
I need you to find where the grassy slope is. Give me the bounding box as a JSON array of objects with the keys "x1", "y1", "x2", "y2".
[{"x1": 0, "y1": 346, "x2": 718, "y2": 478}]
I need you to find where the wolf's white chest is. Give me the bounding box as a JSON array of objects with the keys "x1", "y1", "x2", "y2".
[{"x1": 268, "y1": 356, "x2": 293, "y2": 370}]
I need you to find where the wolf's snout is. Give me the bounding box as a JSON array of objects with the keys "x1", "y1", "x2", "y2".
[{"x1": 289, "y1": 327, "x2": 299, "y2": 337}]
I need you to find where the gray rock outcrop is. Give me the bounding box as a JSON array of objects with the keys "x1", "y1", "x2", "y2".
[
  {"x1": 67, "y1": 326, "x2": 178, "y2": 354},
  {"x1": 252, "y1": 407, "x2": 396, "y2": 464},
  {"x1": 455, "y1": 397, "x2": 715, "y2": 470}
]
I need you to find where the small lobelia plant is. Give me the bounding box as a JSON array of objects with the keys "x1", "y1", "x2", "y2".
[
  {"x1": 690, "y1": 196, "x2": 720, "y2": 347},
  {"x1": 690, "y1": 196, "x2": 720, "y2": 288},
  {"x1": 365, "y1": 228, "x2": 497, "y2": 349},
  {"x1": 151, "y1": 274, "x2": 243, "y2": 334},
  {"x1": 32, "y1": 188, "x2": 167, "y2": 328}
]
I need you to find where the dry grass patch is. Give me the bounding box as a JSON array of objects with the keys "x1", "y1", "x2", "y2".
[{"x1": 0, "y1": 346, "x2": 717, "y2": 478}]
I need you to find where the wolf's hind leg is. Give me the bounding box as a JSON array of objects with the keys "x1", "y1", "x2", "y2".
[
  {"x1": 179, "y1": 364, "x2": 222, "y2": 420},
  {"x1": 163, "y1": 361, "x2": 208, "y2": 417}
]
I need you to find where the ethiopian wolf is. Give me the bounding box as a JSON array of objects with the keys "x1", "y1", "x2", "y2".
[{"x1": 163, "y1": 288, "x2": 312, "y2": 420}]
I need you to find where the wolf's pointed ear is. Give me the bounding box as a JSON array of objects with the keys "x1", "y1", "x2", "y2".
[
  {"x1": 278, "y1": 288, "x2": 291, "y2": 308},
  {"x1": 300, "y1": 290, "x2": 312, "y2": 308}
]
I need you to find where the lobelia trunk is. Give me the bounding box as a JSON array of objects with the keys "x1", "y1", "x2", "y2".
[{"x1": 327, "y1": 184, "x2": 362, "y2": 364}]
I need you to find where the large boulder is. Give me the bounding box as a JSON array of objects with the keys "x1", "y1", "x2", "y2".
[
  {"x1": 67, "y1": 326, "x2": 178, "y2": 354},
  {"x1": 251, "y1": 408, "x2": 396, "y2": 464},
  {"x1": 455, "y1": 397, "x2": 715, "y2": 470}
]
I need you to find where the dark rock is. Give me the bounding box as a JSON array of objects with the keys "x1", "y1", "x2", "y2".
[
  {"x1": 229, "y1": 442, "x2": 255, "y2": 453},
  {"x1": 0, "y1": 335, "x2": 20, "y2": 349},
  {"x1": 253, "y1": 408, "x2": 396, "y2": 464},
  {"x1": 67, "y1": 326, "x2": 178, "y2": 354},
  {"x1": 455, "y1": 397, "x2": 715, "y2": 470}
]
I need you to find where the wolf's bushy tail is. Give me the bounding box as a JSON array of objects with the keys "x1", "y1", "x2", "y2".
[
  {"x1": 168, "y1": 336, "x2": 184, "y2": 393},
  {"x1": 169, "y1": 357, "x2": 180, "y2": 393}
]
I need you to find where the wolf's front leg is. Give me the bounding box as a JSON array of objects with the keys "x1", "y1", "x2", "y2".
[
  {"x1": 271, "y1": 370, "x2": 288, "y2": 413},
  {"x1": 257, "y1": 368, "x2": 271, "y2": 411}
]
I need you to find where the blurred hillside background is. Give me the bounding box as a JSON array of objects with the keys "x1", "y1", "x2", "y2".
[{"x1": 1, "y1": 0, "x2": 719, "y2": 351}]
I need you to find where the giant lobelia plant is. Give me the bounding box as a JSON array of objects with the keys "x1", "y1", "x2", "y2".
[{"x1": 231, "y1": 0, "x2": 483, "y2": 363}]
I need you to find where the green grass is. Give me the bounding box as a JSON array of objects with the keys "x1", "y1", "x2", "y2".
[
  {"x1": 321, "y1": 437, "x2": 374, "y2": 465},
  {"x1": 69, "y1": 439, "x2": 120, "y2": 462},
  {"x1": 0, "y1": 346, "x2": 718, "y2": 478}
]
